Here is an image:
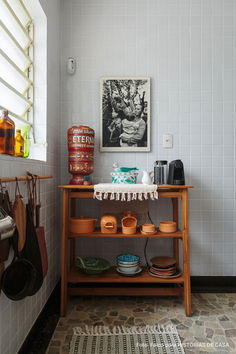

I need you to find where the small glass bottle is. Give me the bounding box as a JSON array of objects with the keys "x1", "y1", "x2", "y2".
[
  {"x1": 0, "y1": 109, "x2": 15, "y2": 155},
  {"x1": 15, "y1": 129, "x2": 24, "y2": 157},
  {"x1": 19, "y1": 125, "x2": 29, "y2": 158}
]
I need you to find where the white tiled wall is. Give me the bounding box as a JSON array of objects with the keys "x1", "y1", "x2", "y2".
[
  {"x1": 0, "y1": 1, "x2": 61, "y2": 353},
  {"x1": 60, "y1": 0, "x2": 236, "y2": 277}
]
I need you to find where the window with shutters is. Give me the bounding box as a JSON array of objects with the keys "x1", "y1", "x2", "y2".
[{"x1": 0, "y1": 0, "x2": 47, "y2": 161}]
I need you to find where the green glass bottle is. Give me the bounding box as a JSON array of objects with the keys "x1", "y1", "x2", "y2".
[{"x1": 19, "y1": 125, "x2": 29, "y2": 158}]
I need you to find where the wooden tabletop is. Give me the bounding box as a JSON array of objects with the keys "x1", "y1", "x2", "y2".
[{"x1": 58, "y1": 184, "x2": 194, "y2": 189}]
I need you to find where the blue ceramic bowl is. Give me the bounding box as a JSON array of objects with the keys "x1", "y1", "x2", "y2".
[{"x1": 117, "y1": 254, "x2": 140, "y2": 265}]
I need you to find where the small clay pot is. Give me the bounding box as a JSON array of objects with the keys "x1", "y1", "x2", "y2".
[
  {"x1": 69, "y1": 216, "x2": 97, "y2": 234},
  {"x1": 121, "y1": 216, "x2": 137, "y2": 235},
  {"x1": 159, "y1": 221, "x2": 177, "y2": 233},
  {"x1": 100, "y1": 215, "x2": 117, "y2": 233},
  {"x1": 141, "y1": 223, "x2": 155, "y2": 233}
]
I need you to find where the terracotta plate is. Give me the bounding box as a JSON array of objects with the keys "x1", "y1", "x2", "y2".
[
  {"x1": 149, "y1": 268, "x2": 176, "y2": 276},
  {"x1": 148, "y1": 269, "x2": 182, "y2": 279},
  {"x1": 150, "y1": 256, "x2": 176, "y2": 268},
  {"x1": 150, "y1": 265, "x2": 176, "y2": 273},
  {"x1": 140, "y1": 229, "x2": 157, "y2": 236},
  {"x1": 151, "y1": 264, "x2": 176, "y2": 271}
]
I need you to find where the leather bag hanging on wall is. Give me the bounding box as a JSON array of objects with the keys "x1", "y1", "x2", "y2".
[
  {"x1": 21, "y1": 177, "x2": 43, "y2": 295},
  {"x1": 22, "y1": 204, "x2": 43, "y2": 295},
  {"x1": 13, "y1": 178, "x2": 26, "y2": 252},
  {"x1": 35, "y1": 176, "x2": 48, "y2": 278},
  {"x1": 0, "y1": 184, "x2": 12, "y2": 262},
  {"x1": 27, "y1": 171, "x2": 37, "y2": 223}
]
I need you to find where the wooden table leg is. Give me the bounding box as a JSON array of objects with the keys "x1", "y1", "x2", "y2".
[
  {"x1": 182, "y1": 189, "x2": 191, "y2": 316},
  {"x1": 70, "y1": 198, "x2": 76, "y2": 269},
  {"x1": 172, "y1": 198, "x2": 179, "y2": 268},
  {"x1": 61, "y1": 189, "x2": 69, "y2": 316}
]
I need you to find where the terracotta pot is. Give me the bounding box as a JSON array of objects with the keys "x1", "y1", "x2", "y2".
[
  {"x1": 100, "y1": 215, "x2": 117, "y2": 234},
  {"x1": 159, "y1": 221, "x2": 177, "y2": 233},
  {"x1": 68, "y1": 125, "x2": 95, "y2": 185},
  {"x1": 141, "y1": 223, "x2": 155, "y2": 233},
  {"x1": 121, "y1": 216, "x2": 137, "y2": 235},
  {"x1": 69, "y1": 216, "x2": 97, "y2": 234}
]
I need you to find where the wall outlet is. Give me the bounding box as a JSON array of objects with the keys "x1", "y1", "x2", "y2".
[{"x1": 163, "y1": 134, "x2": 173, "y2": 148}]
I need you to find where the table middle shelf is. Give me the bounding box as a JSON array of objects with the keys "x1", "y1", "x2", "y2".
[{"x1": 68, "y1": 229, "x2": 182, "y2": 239}]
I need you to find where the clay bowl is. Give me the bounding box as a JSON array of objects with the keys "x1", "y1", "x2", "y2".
[
  {"x1": 69, "y1": 216, "x2": 97, "y2": 234},
  {"x1": 159, "y1": 221, "x2": 177, "y2": 233},
  {"x1": 141, "y1": 223, "x2": 156, "y2": 233},
  {"x1": 122, "y1": 216, "x2": 137, "y2": 235}
]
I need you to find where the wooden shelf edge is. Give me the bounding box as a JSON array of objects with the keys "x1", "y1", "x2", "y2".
[
  {"x1": 68, "y1": 287, "x2": 184, "y2": 297},
  {"x1": 68, "y1": 267, "x2": 184, "y2": 284},
  {"x1": 68, "y1": 229, "x2": 182, "y2": 239},
  {"x1": 58, "y1": 184, "x2": 194, "y2": 190}
]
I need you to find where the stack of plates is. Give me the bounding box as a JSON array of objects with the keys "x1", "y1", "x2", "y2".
[
  {"x1": 116, "y1": 254, "x2": 142, "y2": 276},
  {"x1": 149, "y1": 256, "x2": 180, "y2": 278}
]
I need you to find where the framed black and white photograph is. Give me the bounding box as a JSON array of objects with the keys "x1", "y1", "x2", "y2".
[{"x1": 100, "y1": 77, "x2": 150, "y2": 152}]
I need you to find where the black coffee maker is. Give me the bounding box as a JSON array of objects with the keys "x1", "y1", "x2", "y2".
[{"x1": 168, "y1": 160, "x2": 185, "y2": 185}]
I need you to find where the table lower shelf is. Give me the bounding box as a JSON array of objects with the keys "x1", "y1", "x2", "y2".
[
  {"x1": 68, "y1": 285, "x2": 184, "y2": 297},
  {"x1": 68, "y1": 266, "x2": 184, "y2": 284}
]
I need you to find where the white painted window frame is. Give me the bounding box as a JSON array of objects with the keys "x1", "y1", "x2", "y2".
[{"x1": 0, "y1": 0, "x2": 34, "y2": 140}]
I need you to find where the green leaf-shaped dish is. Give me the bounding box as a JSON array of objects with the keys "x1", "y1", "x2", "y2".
[{"x1": 75, "y1": 257, "x2": 110, "y2": 275}]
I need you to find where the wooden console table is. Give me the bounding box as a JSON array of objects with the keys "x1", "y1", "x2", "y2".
[{"x1": 58, "y1": 184, "x2": 193, "y2": 317}]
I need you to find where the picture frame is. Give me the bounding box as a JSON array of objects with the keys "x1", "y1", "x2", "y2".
[{"x1": 100, "y1": 77, "x2": 150, "y2": 152}]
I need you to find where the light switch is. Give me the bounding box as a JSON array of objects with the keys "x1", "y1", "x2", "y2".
[{"x1": 163, "y1": 134, "x2": 173, "y2": 148}]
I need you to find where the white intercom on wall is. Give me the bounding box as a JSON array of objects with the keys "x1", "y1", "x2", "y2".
[{"x1": 67, "y1": 57, "x2": 76, "y2": 74}]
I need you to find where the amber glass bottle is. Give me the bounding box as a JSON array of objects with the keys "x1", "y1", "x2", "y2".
[
  {"x1": 0, "y1": 110, "x2": 15, "y2": 155},
  {"x1": 15, "y1": 129, "x2": 24, "y2": 157}
]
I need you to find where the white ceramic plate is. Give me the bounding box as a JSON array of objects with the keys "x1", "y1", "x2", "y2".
[{"x1": 116, "y1": 266, "x2": 143, "y2": 276}]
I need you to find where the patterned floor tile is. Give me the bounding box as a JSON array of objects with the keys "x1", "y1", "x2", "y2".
[{"x1": 46, "y1": 293, "x2": 236, "y2": 353}]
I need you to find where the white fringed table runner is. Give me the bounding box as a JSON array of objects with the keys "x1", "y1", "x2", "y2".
[{"x1": 93, "y1": 184, "x2": 158, "y2": 201}]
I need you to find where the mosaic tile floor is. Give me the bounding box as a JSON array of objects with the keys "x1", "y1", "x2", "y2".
[{"x1": 46, "y1": 294, "x2": 236, "y2": 354}]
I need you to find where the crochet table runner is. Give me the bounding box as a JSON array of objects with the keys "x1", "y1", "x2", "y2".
[{"x1": 93, "y1": 184, "x2": 158, "y2": 201}]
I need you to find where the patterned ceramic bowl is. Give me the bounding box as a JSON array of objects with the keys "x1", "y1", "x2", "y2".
[
  {"x1": 118, "y1": 263, "x2": 140, "y2": 273},
  {"x1": 118, "y1": 265, "x2": 140, "y2": 273},
  {"x1": 117, "y1": 254, "x2": 140, "y2": 265},
  {"x1": 111, "y1": 171, "x2": 139, "y2": 184}
]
